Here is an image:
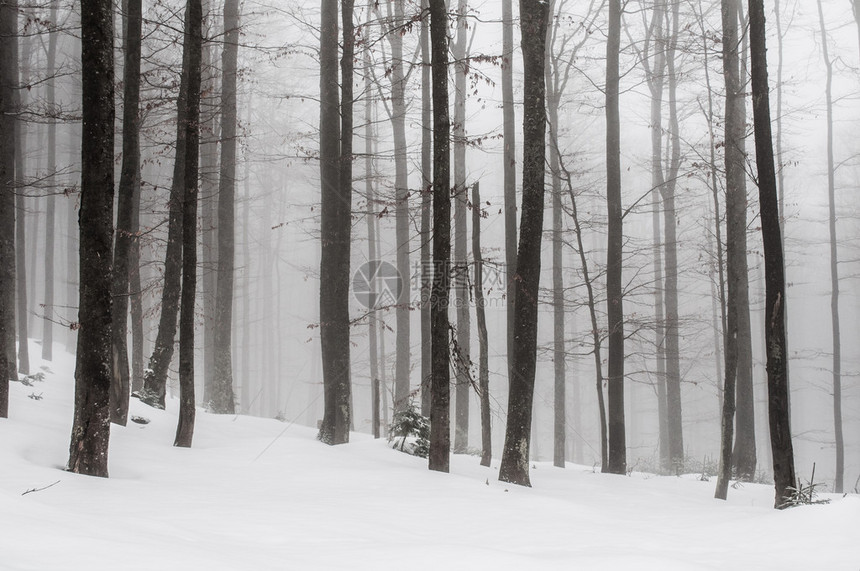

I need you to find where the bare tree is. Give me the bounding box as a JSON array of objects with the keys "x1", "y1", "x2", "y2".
[
  {"x1": 498, "y1": 0, "x2": 549, "y2": 487},
  {"x1": 472, "y1": 182, "x2": 491, "y2": 467},
  {"x1": 15, "y1": 30, "x2": 29, "y2": 377},
  {"x1": 211, "y1": 0, "x2": 240, "y2": 414},
  {"x1": 747, "y1": 0, "x2": 796, "y2": 508},
  {"x1": 419, "y1": 0, "x2": 432, "y2": 416},
  {"x1": 816, "y1": 0, "x2": 843, "y2": 494},
  {"x1": 502, "y1": 0, "x2": 517, "y2": 362},
  {"x1": 428, "y1": 0, "x2": 452, "y2": 473},
  {"x1": 605, "y1": 0, "x2": 626, "y2": 475},
  {"x1": 110, "y1": 0, "x2": 142, "y2": 426},
  {"x1": 68, "y1": 0, "x2": 114, "y2": 477}
]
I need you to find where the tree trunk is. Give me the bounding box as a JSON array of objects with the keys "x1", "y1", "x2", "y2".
[
  {"x1": 419, "y1": 0, "x2": 432, "y2": 417},
  {"x1": 388, "y1": 0, "x2": 411, "y2": 416},
  {"x1": 68, "y1": 0, "x2": 114, "y2": 477},
  {"x1": 428, "y1": 0, "x2": 451, "y2": 473},
  {"x1": 364, "y1": 19, "x2": 380, "y2": 438},
  {"x1": 502, "y1": 0, "x2": 517, "y2": 365},
  {"x1": 200, "y1": 5, "x2": 219, "y2": 407},
  {"x1": 747, "y1": 0, "x2": 796, "y2": 509},
  {"x1": 498, "y1": 0, "x2": 548, "y2": 487},
  {"x1": 42, "y1": 9, "x2": 58, "y2": 364},
  {"x1": 318, "y1": 0, "x2": 352, "y2": 444},
  {"x1": 15, "y1": 32, "x2": 30, "y2": 377},
  {"x1": 452, "y1": 0, "x2": 471, "y2": 454},
  {"x1": 211, "y1": 0, "x2": 240, "y2": 414},
  {"x1": 0, "y1": 0, "x2": 17, "y2": 414},
  {"x1": 175, "y1": 0, "x2": 202, "y2": 447},
  {"x1": 139, "y1": 0, "x2": 194, "y2": 409},
  {"x1": 472, "y1": 183, "x2": 491, "y2": 468},
  {"x1": 605, "y1": 0, "x2": 626, "y2": 476},
  {"x1": 663, "y1": 0, "x2": 683, "y2": 470},
  {"x1": 110, "y1": 0, "x2": 141, "y2": 426},
  {"x1": 816, "y1": 0, "x2": 843, "y2": 494}
]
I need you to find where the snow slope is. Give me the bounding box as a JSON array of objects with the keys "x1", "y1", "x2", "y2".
[{"x1": 1, "y1": 343, "x2": 858, "y2": 570}]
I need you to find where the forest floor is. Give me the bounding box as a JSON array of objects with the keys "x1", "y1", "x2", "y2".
[{"x1": 1, "y1": 341, "x2": 858, "y2": 570}]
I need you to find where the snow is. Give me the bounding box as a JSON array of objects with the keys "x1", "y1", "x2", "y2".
[{"x1": 2, "y1": 342, "x2": 858, "y2": 570}]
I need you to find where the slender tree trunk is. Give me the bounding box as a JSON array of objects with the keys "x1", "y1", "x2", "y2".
[
  {"x1": 498, "y1": 0, "x2": 548, "y2": 487},
  {"x1": 388, "y1": 0, "x2": 411, "y2": 416},
  {"x1": 419, "y1": 0, "x2": 432, "y2": 417},
  {"x1": 605, "y1": 0, "x2": 626, "y2": 476},
  {"x1": 731, "y1": 0, "x2": 757, "y2": 484},
  {"x1": 39, "y1": 16, "x2": 55, "y2": 364},
  {"x1": 129, "y1": 180, "x2": 144, "y2": 393},
  {"x1": 716, "y1": 0, "x2": 743, "y2": 500},
  {"x1": 452, "y1": 0, "x2": 471, "y2": 454},
  {"x1": 502, "y1": 0, "x2": 517, "y2": 364},
  {"x1": 68, "y1": 0, "x2": 114, "y2": 477},
  {"x1": 175, "y1": 0, "x2": 202, "y2": 447},
  {"x1": 472, "y1": 183, "x2": 491, "y2": 467},
  {"x1": 318, "y1": 0, "x2": 352, "y2": 444},
  {"x1": 546, "y1": 19, "x2": 564, "y2": 469},
  {"x1": 428, "y1": 0, "x2": 451, "y2": 473},
  {"x1": 663, "y1": 0, "x2": 683, "y2": 470},
  {"x1": 15, "y1": 33, "x2": 30, "y2": 377},
  {"x1": 110, "y1": 0, "x2": 142, "y2": 426},
  {"x1": 240, "y1": 127, "x2": 251, "y2": 414},
  {"x1": 0, "y1": 0, "x2": 17, "y2": 411},
  {"x1": 212, "y1": 0, "x2": 240, "y2": 414},
  {"x1": 200, "y1": 7, "x2": 219, "y2": 407},
  {"x1": 816, "y1": 0, "x2": 843, "y2": 494},
  {"x1": 364, "y1": 21, "x2": 380, "y2": 438},
  {"x1": 139, "y1": 0, "x2": 194, "y2": 408},
  {"x1": 747, "y1": 0, "x2": 796, "y2": 509}
]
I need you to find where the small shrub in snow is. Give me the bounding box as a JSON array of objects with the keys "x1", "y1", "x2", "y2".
[
  {"x1": 779, "y1": 463, "x2": 831, "y2": 509},
  {"x1": 388, "y1": 400, "x2": 429, "y2": 458}
]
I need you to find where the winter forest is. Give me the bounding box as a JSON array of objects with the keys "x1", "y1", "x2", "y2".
[{"x1": 1, "y1": 0, "x2": 860, "y2": 567}]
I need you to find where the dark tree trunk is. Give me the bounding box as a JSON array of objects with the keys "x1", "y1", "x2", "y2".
[
  {"x1": 419, "y1": 0, "x2": 432, "y2": 417},
  {"x1": 15, "y1": 33, "x2": 29, "y2": 377},
  {"x1": 428, "y1": 0, "x2": 451, "y2": 473},
  {"x1": 110, "y1": 0, "x2": 142, "y2": 426},
  {"x1": 747, "y1": 0, "x2": 796, "y2": 509},
  {"x1": 605, "y1": 0, "x2": 626, "y2": 475},
  {"x1": 139, "y1": 0, "x2": 194, "y2": 409},
  {"x1": 211, "y1": 0, "x2": 240, "y2": 414},
  {"x1": 816, "y1": 0, "x2": 843, "y2": 494},
  {"x1": 498, "y1": 0, "x2": 548, "y2": 487},
  {"x1": 175, "y1": 0, "x2": 202, "y2": 448},
  {"x1": 0, "y1": 0, "x2": 17, "y2": 414},
  {"x1": 452, "y1": 0, "x2": 470, "y2": 454},
  {"x1": 68, "y1": 0, "x2": 114, "y2": 477},
  {"x1": 472, "y1": 183, "x2": 491, "y2": 467},
  {"x1": 502, "y1": 0, "x2": 517, "y2": 365},
  {"x1": 318, "y1": 0, "x2": 352, "y2": 444}
]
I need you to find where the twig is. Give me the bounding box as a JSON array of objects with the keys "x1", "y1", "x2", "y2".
[{"x1": 21, "y1": 480, "x2": 60, "y2": 496}]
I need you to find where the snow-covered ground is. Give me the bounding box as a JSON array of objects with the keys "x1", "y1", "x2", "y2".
[{"x1": 2, "y1": 343, "x2": 858, "y2": 570}]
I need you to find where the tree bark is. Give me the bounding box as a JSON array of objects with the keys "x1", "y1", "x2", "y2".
[
  {"x1": 428, "y1": 0, "x2": 451, "y2": 473},
  {"x1": 318, "y1": 0, "x2": 352, "y2": 444},
  {"x1": 747, "y1": 0, "x2": 796, "y2": 509},
  {"x1": 605, "y1": 0, "x2": 626, "y2": 475},
  {"x1": 110, "y1": 0, "x2": 142, "y2": 426},
  {"x1": 502, "y1": 0, "x2": 517, "y2": 365},
  {"x1": 68, "y1": 0, "x2": 114, "y2": 477},
  {"x1": 175, "y1": 0, "x2": 202, "y2": 447},
  {"x1": 498, "y1": 0, "x2": 548, "y2": 487},
  {"x1": 0, "y1": 0, "x2": 17, "y2": 414},
  {"x1": 452, "y1": 0, "x2": 471, "y2": 454},
  {"x1": 211, "y1": 0, "x2": 240, "y2": 414},
  {"x1": 419, "y1": 0, "x2": 432, "y2": 417},
  {"x1": 472, "y1": 183, "x2": 491, "y2": 467},
  {"x1": 816, "y1": 0, "x2": 843, "y2": 494},
  {"x1": 15, "y1": 32, "x2": 29, "y2": 377},
  {"x1": 42, "y1": 8, "x2": 58, "y2": 364}
]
